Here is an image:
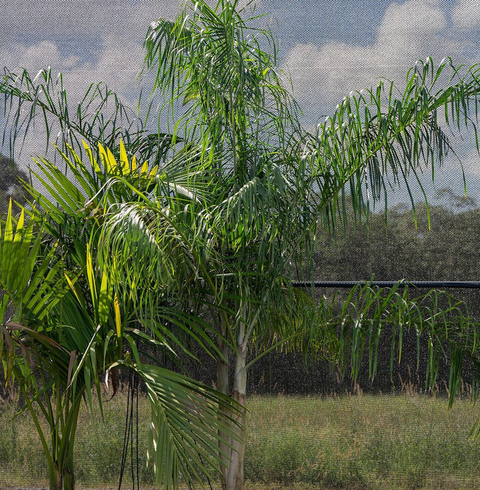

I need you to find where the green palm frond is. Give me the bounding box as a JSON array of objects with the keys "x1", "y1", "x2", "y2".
[
  {"x1": 0, "y1": 67, "x2": 175, "y2": 165},
  {"x1": 307, "y1": 58, "x2": 480, "y2": 227},
  {"x1": 1, "y1": 68, "x2": 137, "y2": 157},
  {"x1": 0, "y1": 200, "x2": 71, "y2": 388},
  {"x1": 114, "y1": 360, "x2": 242, "y2": 490},
  {"x1": 0, "y1": 201, "x2": 68, "y2": 325},
  {"x1": 143, "y1": 0, "x2": 301, "y2": 161},
  {"x1": 260, "y1": 282, "x2": 480, "y2": 412}
]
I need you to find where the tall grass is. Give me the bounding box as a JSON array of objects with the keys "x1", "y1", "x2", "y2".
[
  {"x1": 1, "y1": 391, "x2": 480, "y2": 489},
  {"x1": 246, "y1": 393, "x2": 480, "y2": 489}
]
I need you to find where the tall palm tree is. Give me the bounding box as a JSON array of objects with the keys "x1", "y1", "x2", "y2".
[{"x1": 137, "y1": 1, "x2": 480, "y2": 489}]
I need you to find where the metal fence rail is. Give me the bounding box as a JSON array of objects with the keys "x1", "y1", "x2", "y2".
[{"x1": 292, "y1": 281, "x2": 480, "y2": 289}]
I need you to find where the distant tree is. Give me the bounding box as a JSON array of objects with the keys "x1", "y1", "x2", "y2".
[
  {"x1": 316, "y1": 194, "x2": 480, "y2": 283},
  {"x1": 0, "y1": 154, "x2": 29, "y2": 214}
]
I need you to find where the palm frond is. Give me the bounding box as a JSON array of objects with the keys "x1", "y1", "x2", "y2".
[
  {"x1": 142, "y1": 0, "x2": 301, "y2": 161},
  {"x1": 289, "y1": 283, "x2": 480, "y2": 406},
  {"x1": 1, "y1": 67, "x2": 175, "y2": 165},
  {"x1": 118, "y1": 361, "x2": 242, "y2": 490},
  {"x1": 307, "y1": 58, "x2": 480, "y2": 227}
]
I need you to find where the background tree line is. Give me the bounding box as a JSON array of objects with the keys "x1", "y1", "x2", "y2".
[
  {"x1": 316, "y1": 189, "x2": 480, "y2": 284},
  {"x1": 0, "y1": 153, "x2": 29, "y2": 215}
]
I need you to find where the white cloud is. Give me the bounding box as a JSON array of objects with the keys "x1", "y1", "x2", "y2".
[
  {"x1": 2, "y1": 36, "x2": 143, "y2": 115},
  {"x1": 1, "y1": 1, "x2": 185, "y2": 46},
  {"x1": 19, "y1": 42, "x2": 66, "y2": 71},
  {"x1": 0, "y1": 37, "x2": 147, "y2": 173},
  {"x1": 1, "y1": 0, "x2": 189, "y2": 105},
  {"x1": 452, "y1": 0, "x2": 480, "y2": 30},
  {"x1": 377, "y1": 0, "x2": 446, "y2": 41},
  {"x1": 1, "y1": 0, "x2": 185, "y2": 92},
  {"x1": 282, "y1": 0, "x2": 463, "y2": 111}
]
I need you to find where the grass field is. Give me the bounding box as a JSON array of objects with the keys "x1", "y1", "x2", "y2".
[{"x1": 1, "y1": 391, "x2": 480, "y2": 489}]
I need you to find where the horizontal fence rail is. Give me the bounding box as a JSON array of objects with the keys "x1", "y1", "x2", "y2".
[{"x1": 292, "y1": 281, "x2": 480, "y2": 289}]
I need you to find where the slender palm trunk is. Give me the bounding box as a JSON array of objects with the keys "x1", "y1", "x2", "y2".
[
  {"x1": 218, "y1": 315, "x2": 248, "y2": 490},
  {"x1": 226, "y1": 342, "x2": 247, "y2": 490},
  {"x1": 50, "y1": 463, "x2": 62, "y2": 490},
  {"x1": 50, "y1": 461, "x2": 74, "y2": 490},
  {"x1": 47, "y1": 391, "x2": 82, "y2": 490},
  {"x1": 47, "y1": 433, "x2": 76, "y2": 490}
]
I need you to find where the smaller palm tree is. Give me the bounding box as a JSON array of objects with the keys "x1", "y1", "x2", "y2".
[{"x1": 0, "y1": 141, "x2": 241, "y2": 490}]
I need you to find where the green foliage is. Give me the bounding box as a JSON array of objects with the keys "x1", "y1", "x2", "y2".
[
  {"x1": 0, "y1": 67, "x2": 175, "y2": 168},
  {"x1": 140, "y1": 0, "x2": 480, "y2": 378},
  {"x1": 0, "y1": 139, "x2": 243, "y2": 490}
]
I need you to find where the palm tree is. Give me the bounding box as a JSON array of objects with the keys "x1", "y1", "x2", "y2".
[
  {"x1": 0, "y1": 141, "x2": 242, "y2": 490},
  {"x1": 138, "y1": 1, "x2": 480, "y2": 489}
]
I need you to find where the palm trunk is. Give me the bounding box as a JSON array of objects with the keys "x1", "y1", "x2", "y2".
[
  {"x1": 50, "y1": 463, "x2": 62, "y2": 490},
  {"x1": 48, "y1": 435, "x2": 76, "y2": 490},
  {"x1": 218, "y1": 312, "x2": 248, "y2": 490},
  {"x1": 50, "y1": 461, "x2": 74, "y2": 490},
  {"x1": 225, "y1": 342, "x2": 247, "y2": 490},
  {"x1": 46, "y1": 391, "x2": 82, "y2": 490}
]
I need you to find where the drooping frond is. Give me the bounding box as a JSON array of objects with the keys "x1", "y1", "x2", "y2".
[
  {"x1": 306, "y1": 58, "x2": 480, "y2": 228},
  {"x1": 0, "y1": 67, "x2": 174, "y2": 164},
  {"x1": 115, "y1": 361, "x2": 242, "y2": 490}
]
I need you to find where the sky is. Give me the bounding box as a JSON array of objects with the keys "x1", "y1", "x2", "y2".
[{"x1": 2, "y1": 0, "x2": 480, "y2": 208}]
